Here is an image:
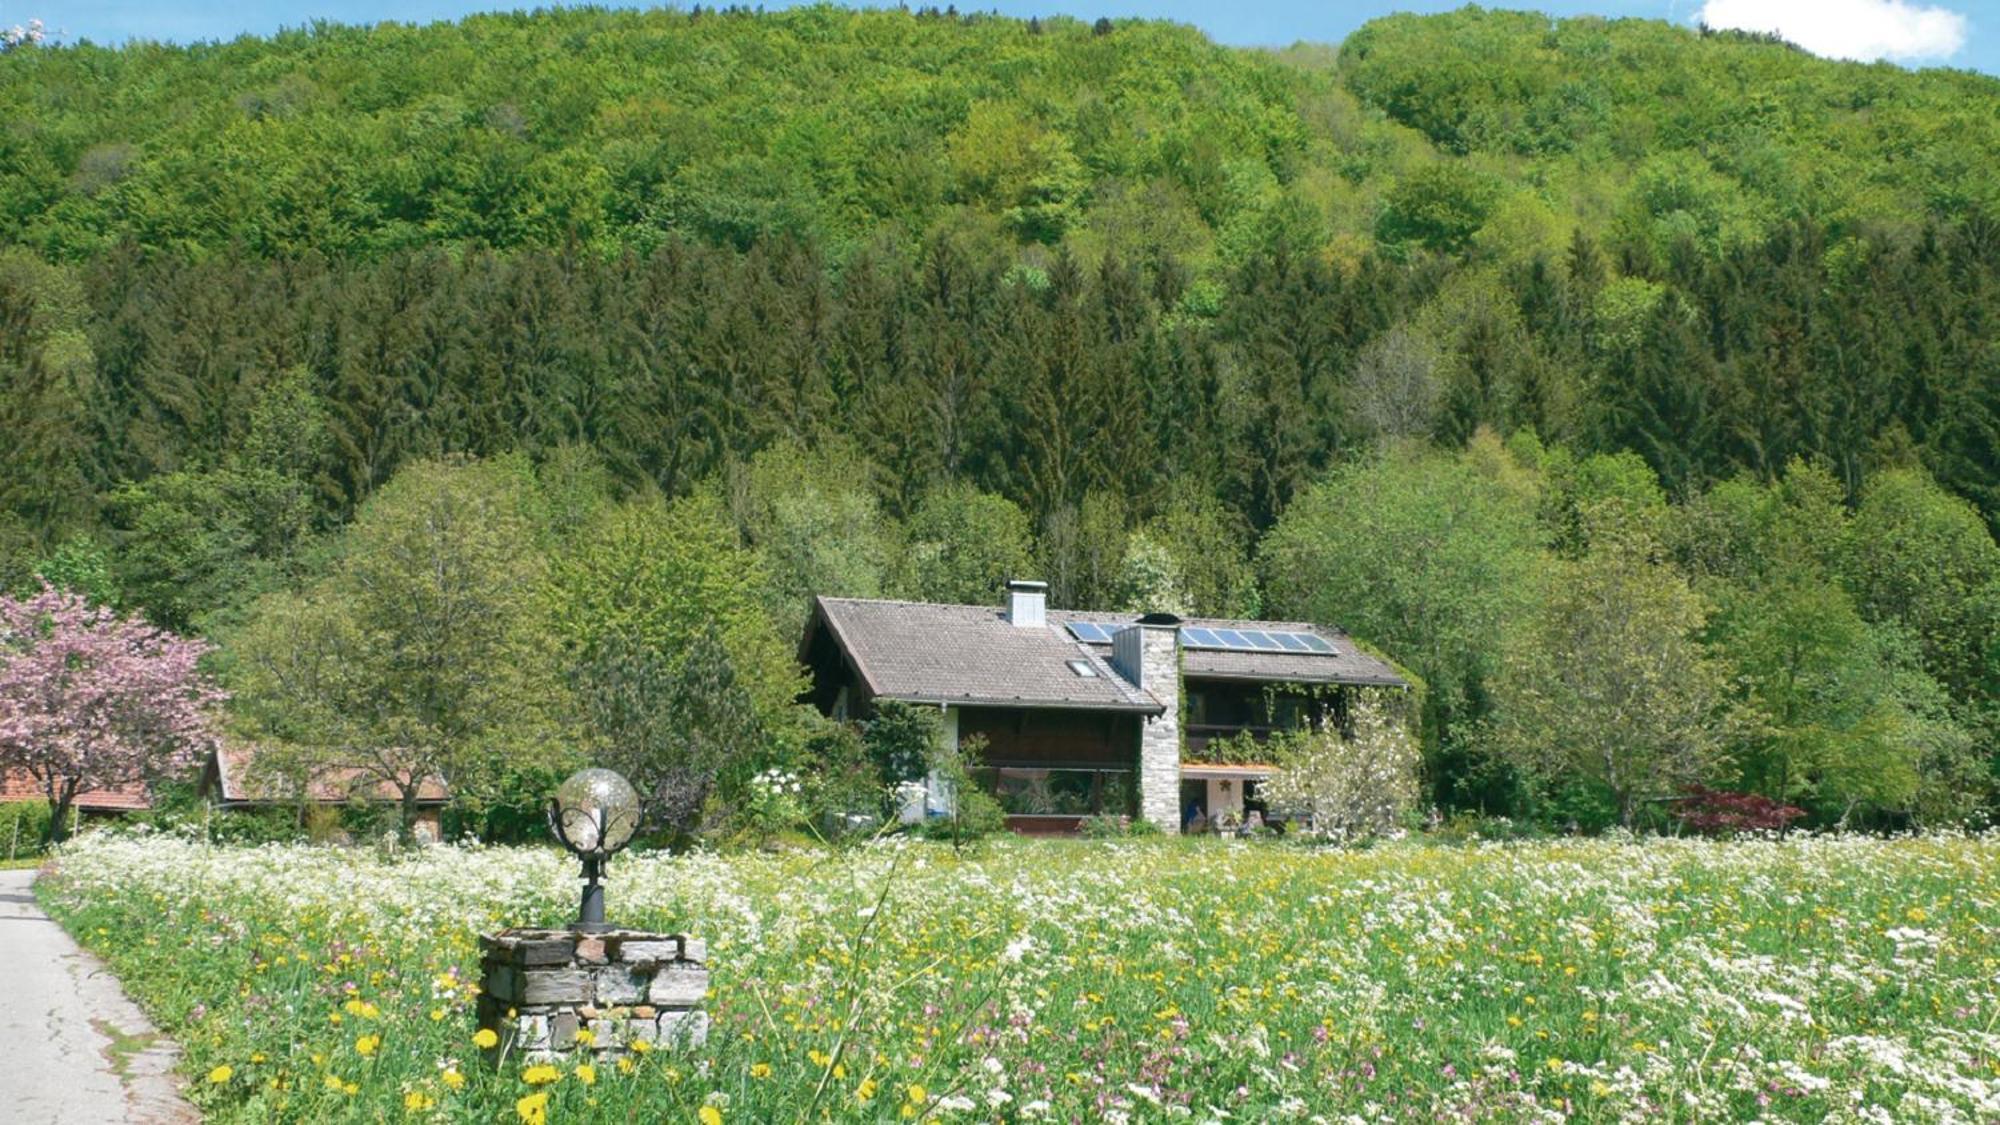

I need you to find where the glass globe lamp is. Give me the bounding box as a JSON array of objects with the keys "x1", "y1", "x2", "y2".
[{"x1": 546, "y1": 768, "x2": 641, "y2": 932}]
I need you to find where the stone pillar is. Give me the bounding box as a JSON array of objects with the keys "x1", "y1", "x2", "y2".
[
  {"x1": 1115, "y1": 622, "x2": 1181, "y2": 832},
  {"x1": 477, "y1": 928, "x2": 709, "y2": 1062}
]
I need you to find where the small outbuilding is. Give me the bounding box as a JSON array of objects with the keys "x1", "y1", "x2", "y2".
[{"x1": 199, "y1": 744, "x2": 450, "y2": 843}]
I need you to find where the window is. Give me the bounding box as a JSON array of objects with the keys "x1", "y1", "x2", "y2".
[{"x1": 1066, "y1": 659, "x2": 1098, "y2": 678}]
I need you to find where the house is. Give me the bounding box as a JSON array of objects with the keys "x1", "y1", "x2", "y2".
[
  {"x1": 0, "y1": 770, "x2": 152, "y2": 819},
  {"x1": 199, "y1": 744, "x2": 450, "y2": 843},
  {"x1": 800, "y1": 580, "x2": 1406, "y2": 833}
]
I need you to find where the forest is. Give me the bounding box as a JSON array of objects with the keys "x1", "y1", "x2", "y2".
[{"x1": 0, "y1": 5, "x2": 1996, "y2": 834}]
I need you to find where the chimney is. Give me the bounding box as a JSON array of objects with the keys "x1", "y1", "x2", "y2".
[
  {"x1": 1004, "y1": 579, "x2": 1048, "y2": 628},
  {"x1": 1114, "y1": 613, "x2": 1182, "y2": 833}
]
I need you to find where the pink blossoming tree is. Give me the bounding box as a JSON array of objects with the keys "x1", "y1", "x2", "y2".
[{"x1": 0, "y1": 585, "x2": 224, "y2": 842}]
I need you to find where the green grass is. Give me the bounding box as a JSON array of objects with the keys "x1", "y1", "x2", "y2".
[{"x1": 38, "y1": 832, "x2": 2000, "y2": 1122}]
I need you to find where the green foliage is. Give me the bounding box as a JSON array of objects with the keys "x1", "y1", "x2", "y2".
[
  {"x1": 0, "y1": 798, "x2": 50, "y2": 858},
  {"x1": 731, "y1": 441, "x2": 895, "y2": 641},
  {"x1": 1377, "y1": 164, "x2": 1499, "y2": 254},
  {"x1": 896, "y1": 484, "x2": 1035, "y2": 605},
  {"x1": 0, "y1": 9, "x2": 1314, "y2": 260},
  {"x1": 1261, "y1": 444, "x2": 1542, "y2": 801},
  {"x1": 1, "y1": 7, "x2": 1998, "y2": 833},
  {"x1": 921, "y1": 733, "x2": 1004, "y2": 846},
  {"x1": 862, "y1": 700, "x2": 940, "y2": 785},
  {"x1": 1843, "y1": 469, "x2": 2000, "y2": 705},
  {"x1": 1484, "y1": 524, "x2": 1734, "y2": 827},
  {"x1": 33, "y1": 536, "x2": 115, "y2": 604},
  {"x1": 795, "y1": 719, "x2": 884, "y2": 837},
  {"x1": 542, "y1": 493, "x2": 804, "y2": 841},
  {"x1": 230, "y1": 456, "x2": 561, "y2": 840}
]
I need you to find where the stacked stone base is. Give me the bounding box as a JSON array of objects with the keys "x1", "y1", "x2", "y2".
[{"x1": 477, "y1": 928, "x2": 709, "y2": 1061}]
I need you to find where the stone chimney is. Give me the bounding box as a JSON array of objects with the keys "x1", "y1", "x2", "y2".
[
  {"x1": 1004, "y1": 579, "x2": 1047, "y2": 628},
  {"x1": 1113, "y1": 613, "x2": 1181, "y2": 832}
]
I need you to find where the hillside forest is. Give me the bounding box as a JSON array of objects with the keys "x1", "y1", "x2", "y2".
[{"x1": 1, "y1": 6, "x2": 1997, "y2": 835}]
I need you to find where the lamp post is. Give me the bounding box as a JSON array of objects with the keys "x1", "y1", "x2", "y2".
[{"x1": 546, "y1": 768, "x2": 641, "y2": 933}]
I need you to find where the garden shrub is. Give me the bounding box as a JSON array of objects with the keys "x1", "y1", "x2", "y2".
[
  {"x1": 1078, "y1": 813, "x2": 1134, "y2": 838},
  {"x1": 1671, "y1": 786, "x2": 1806, "y2": 835},
  {"x1": 0, "y1": 799, "x2": 50, "y2": 858},
  {"x1": 863, "y1": 701, "x2": 939, "y2": 783}
]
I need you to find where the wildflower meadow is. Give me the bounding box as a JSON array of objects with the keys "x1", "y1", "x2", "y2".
[{"x1": 38, "y1": 832, "x2": 2000, "y2": 1122}]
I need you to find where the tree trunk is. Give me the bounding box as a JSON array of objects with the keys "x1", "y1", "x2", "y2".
[
  {"x1": 398, "y1": 786, "x2": 421, "y2": 847},
  {"x1": 44, "y1": 778, "x2": 80, "y2": 845}
]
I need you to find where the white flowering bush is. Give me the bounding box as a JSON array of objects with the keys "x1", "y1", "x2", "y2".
[
  {"x1": 1261, "y1": 692, "x2": 1422, "y2": 841},
  {"x1": 742, "y1": 767, "x2": 806, "y2": 839},
  {"x1": 37, "y1": 829, "x2": 2000, "y2": 1122}
]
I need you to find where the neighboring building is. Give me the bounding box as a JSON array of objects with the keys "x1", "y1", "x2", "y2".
[
  {"x1": 0, "y1": 770, "x2": 152, "y2": 817},
  {"x1": 199, "y1": 744, "x2": 450, "y2": 843},
  {"x1": 800, "y1": 580, "x2": 1406, "y2": 833}
]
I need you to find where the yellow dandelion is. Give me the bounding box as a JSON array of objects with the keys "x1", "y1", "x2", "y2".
[
  {"x1": 698, "y1": 1107, "x2": 723, "y2": 1125},
  {"x1": 907, "y1": 1083, "x2": 927, "y2": 1105},
  {"x1": 356, "y1": 1034, "x2": 381, "y2": 1057},
  {"x1": 403, "y1": 1090, "x2": 435, "y2": 1112},
  {"x1": 441, "y1": 1068, "x2": 466, "y2": 1091},
  {"x1": 856, "y1": 1077, "x2": 879, "y2": 1103},
  {"x1": 575, "y1": 1063, "x2": 596, "y2": 1086},
  {"x1": 515, "y1": 1091, "x2": 549, "y2": 1125},
  {"x1": 750, "y1": 1062, "x2": 772, "y2": 1079},
  {"x1": 472, "y1": 1028, "x2": 499, "y2": 1050},
  {"x1": 521, "y1": 1063, "x2": 562, "y2": 1086},
  {"x1": 573, "y1": 1029, "x2": 596, "y2": 1047},
  {"x1": 206, "y1": 1065, "x2": 233, "y2": 1085}
]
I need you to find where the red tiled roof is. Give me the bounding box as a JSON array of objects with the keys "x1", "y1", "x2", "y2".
[
  {"x1": 0, "y1": 769, "x2": 152, "y2": 811},
  {"x1": 210, "y1": 744, "x2": 448, "y2": 806}
]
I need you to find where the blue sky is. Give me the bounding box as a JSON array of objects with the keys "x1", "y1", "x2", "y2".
[{"x1": 26, "y1": 0, "x2": 2000, "y2": 74}]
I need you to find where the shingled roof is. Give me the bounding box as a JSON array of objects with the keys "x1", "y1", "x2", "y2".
[
  {"x1": 0, "y1": 770, "x2": 151, "y2": 812},
  {"x1": 811, "y1": 597, "x2": 1164, "y2": 712},
  {"x1": 204, "y1": 744, "x2": 449, "y2": 807},
  {"x1": 808, "y1": 596, "x2": 1404, "y2": 711},
  {"x1": 1058, "y1": 612, "x2": 1406, "y2": 687}
]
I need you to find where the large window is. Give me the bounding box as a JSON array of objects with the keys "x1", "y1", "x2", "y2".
[{"x1": 973, "y1": 767, "x2": 1134, "y2": 817}]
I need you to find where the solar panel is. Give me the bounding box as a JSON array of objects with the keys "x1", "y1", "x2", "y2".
[
  {"x1": 1066, "y1": 621, "x2": 1111, "y2": 643},
  {"x1": 1176, "y1": 626, "x2": 1338, "y2": 656}
]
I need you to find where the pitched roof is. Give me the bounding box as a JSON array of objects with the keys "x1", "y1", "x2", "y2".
[
  {"x1": 208, "y1": 744, "x2": 449, "y2": 806},
  {"x1": 1061, "y1": 612, "x2": 1407, "y2": 687},
  {"x1": 809, "y1": 597, "x2": 1405, "y2": 711},
  {"x1": 0, "y1": 770, "x2": 152, "y2": 811},
  {"x1": 811, "y1": 597, "x2": 1165, "y2": 712}
]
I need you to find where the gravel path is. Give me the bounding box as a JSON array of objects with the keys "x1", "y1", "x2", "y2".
[{"x1": 0, "y1": 867, "x2": 194, "y2": 1124}]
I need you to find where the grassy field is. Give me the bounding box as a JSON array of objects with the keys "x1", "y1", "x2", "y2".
[{"x1": 37, "y1": 832, "x2": 2000, "y2": 1122}]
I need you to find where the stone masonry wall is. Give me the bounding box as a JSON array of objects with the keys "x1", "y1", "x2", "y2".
[
  {"x1": 1136, "y1": 624, "x2": 1181, "y2": 832},
  {"x1": 477, "y1": 928, "x2": 708, "y2": 1062}
]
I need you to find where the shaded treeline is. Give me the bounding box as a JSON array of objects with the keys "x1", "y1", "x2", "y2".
[{"x1": 7, "y1": 216, "x2": 1997, "y2": 564}]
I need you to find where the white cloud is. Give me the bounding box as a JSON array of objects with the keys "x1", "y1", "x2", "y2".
[{"x1": 1696, "y1": 0, "x2": 1969, "y2": 62}]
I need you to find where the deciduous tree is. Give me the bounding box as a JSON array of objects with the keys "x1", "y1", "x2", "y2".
[{"x1": 0, "y1": 585, "x2": 223, "y2": 841}]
